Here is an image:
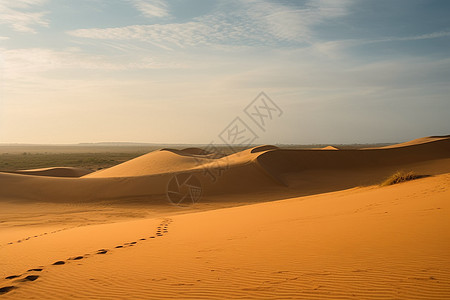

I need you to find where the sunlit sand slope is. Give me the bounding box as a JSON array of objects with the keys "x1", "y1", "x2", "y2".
[
  {"x1": 84, "y1": 148, "x2": 215, "y2": 178},
  {"x1": 1, "y1": 173, "x2": 449, "y2": 299}
]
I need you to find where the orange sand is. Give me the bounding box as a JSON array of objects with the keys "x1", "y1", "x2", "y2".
[{"x1": 0, "y1": 136, "x2": 449, "y2": 299}]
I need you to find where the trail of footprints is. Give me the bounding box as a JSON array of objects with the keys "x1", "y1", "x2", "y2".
[{"x1": 0, "y1": 218, "x2": 173, "y2": 296}]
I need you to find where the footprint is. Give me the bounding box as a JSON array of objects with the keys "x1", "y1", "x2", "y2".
[
  {"x1": 0, "y1": 286, "x2": 16, "y2": 295},
  {"x1": 21, "y1": 275, "x2": 39, "y2": 282},
  {"x1": 1, "y1": 219, "x2": 174, "y2": 292}
]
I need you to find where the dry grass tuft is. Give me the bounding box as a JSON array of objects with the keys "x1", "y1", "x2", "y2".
[{"x1": 381, "y1": 171, "x2": 428, "y2": 186}]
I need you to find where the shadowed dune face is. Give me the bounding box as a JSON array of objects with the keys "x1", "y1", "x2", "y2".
[
  {"x1": 178, "y1": 147, "x2": 212, "y2": 155},
  {"x1": 0, "y1": 136, "x2": 449, "y2": 203},
  {"x1": 257, "y1": 138, "x2": 450, "y2": 174},
  {"x1": 1, "y1": 167, "x2": 92, "y2": 178},
  {"x1": 159, "y1": 147, "x2": 212, "y2": 156},
  {"x1": 255, "y1": 137, "x2": 450, "y2": 193}
]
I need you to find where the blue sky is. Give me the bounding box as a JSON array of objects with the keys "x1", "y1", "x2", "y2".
[{"x1": 0, "y1": 0, "x2": 449, "y2": 144}]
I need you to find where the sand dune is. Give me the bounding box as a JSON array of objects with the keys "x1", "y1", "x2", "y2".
[
  {"x1": 368, "y1": 135, "x2": 450, "y2": 149},
  {"x1": 84, "y1": 149, "x2": 214, "y2": 178},
  {"x1": 256, "y1": 136, "x2": 450, "y2": 188},
  {"x1": 0, "y1": 136, "x2": 449, "y2": 203},
  {"x1": 321, "y1": 145, "x2": 339, "y2": 150},
  {"x1": 1, "y1": 136, "x2": 449, "y2": 299},
  {"x1": 1, "y1": 172, "x2": 448, "y2": 299},
  {"x1": 1, "y1": 167, "x2": 92, "y2": 178}
]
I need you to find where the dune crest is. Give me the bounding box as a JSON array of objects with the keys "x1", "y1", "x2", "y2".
[
  {"x1": 83, "y1": 149, "x2": 213, "y2": 178},
  {"x1": 368, "y1": 135, "x2": 450, "y2": 149},
  {"x1": 159, "y1": 147, "x2": 214, "y2": 156},
  {"x1": 321, "y1": 145, "x2": 339, "y2": 150},
  {"x1": 0, "y1": 136, "x2": 449, "y2": 203},
  {"x1": 250, "y1": 145, "x2": 279, "y2": 153}
]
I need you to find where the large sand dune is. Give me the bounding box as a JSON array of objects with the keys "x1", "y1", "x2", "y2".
[
  {"x1": 0, "y1": 172, "x2": 449, "y2": 299},
  {"x1": 0, "y1": 136, "x2": 449, "y2": 298},
  {"x1": 0, "y1": 136, "x2": 449, "y2": 203}
]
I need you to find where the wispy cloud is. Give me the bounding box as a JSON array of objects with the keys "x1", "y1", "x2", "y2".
[
  {"x1": 67, "y1": 0, "x2": 352, "y2": 49},
  {"x1": 130, "y1": 0, "x2": 169, "y2": 18},
  {"x1": 68, "y1": 22, "x2": 252, "y2": 50},
  {"x1": 373, "y1": 31, "x2": 450, "y2": 43},
  {"x1": 310, "y1": 30, "x2": 450, "y2": 59},
  {"x1": 242, "y1": 0, "x2": 351, "y2": 42},
  {"x1": 0, "y1": 0, "x2": 49, "y2": 33}
]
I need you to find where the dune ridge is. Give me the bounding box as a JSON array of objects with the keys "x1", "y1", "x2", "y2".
[
  {"x1": 0, "y1": 136, "x2": 449, "y2": 203},
  {"x1": 1, "y1": 167, "x2": 92, "y2": 178},
  {"x1": 367, "y1": 135, "x2": 450, "y2": 149}
]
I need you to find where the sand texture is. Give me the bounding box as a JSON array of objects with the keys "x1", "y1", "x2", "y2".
[{"x1": 1, "y1": 136, "x2": 449, "y2": 299}]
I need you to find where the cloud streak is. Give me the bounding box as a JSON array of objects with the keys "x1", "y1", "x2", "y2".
[
  {"x1": 0, "y1": 0, "x2": 49, "y2": 33},
  {"x1": 373, "y1": 31, "x2": 450, "y2": 43},
  {"x1": 130, "y1": 0, "x2": 169, "y2": 18},
  {"x1": 242, "y1": 0, "x2": 351, "y2": 42},
  {"x1": 67, "y1": 0, "x2": 352, "y2": 49}
]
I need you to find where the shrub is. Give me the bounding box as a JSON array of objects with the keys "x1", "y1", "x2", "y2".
[{"x1": 381, "y1": 171, "x2": 427, "y2": 186}]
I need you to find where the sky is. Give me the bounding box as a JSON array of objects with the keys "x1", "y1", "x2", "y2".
[{"x1": 0, "y1": 0, "x2": 449, "y2": 145}]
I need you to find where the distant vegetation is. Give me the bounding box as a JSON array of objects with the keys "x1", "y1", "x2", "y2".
[
  {"x1": 0, "y1": 152, "x2": 147, "y2": 171},
  {"x1": 381, "y1": 171, "x2": 428, "y2": 186}
]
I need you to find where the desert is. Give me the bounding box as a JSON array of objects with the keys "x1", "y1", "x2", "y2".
[
  {"x1": 1, "y1": 1, "x2": 449, "y2": 298},
  {"x1": 1, "y1": 136, "x2": 449, "y2": 299}
]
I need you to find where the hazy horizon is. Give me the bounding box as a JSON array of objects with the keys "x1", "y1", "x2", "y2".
[{"x1": 1, "y1": 0, "x2": 449, "y2": 145}]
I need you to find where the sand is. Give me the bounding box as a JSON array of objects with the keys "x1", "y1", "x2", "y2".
[
  {"x1": 0, "y1": 136, "x2": 449, "y2": 299},
  {"x1": 1, "y1": 167, "x2": 92, "y2": 178}
]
